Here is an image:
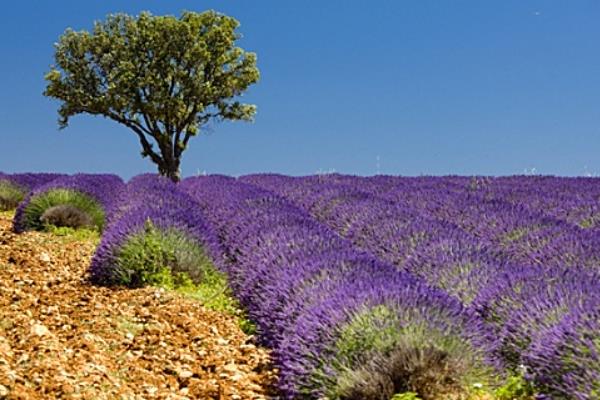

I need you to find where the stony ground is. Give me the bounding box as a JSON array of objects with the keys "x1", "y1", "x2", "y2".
[{"x1": 0, "y1": 212, "x2": 277, "y2": 399}]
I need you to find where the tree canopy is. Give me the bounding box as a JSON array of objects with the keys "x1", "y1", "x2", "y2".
[{"x1": 44, "y1": 10, "x2": 259, "y2": 181}]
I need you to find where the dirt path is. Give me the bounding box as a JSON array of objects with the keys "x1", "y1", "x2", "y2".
[{"x1": 0, "y1": 212, "x2": 276, "y2": 399}]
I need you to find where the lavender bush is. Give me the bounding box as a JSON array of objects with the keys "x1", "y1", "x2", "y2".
[
  {"x1": 89, "y1": 174, "x2": 224, "y2": 286},
  {"x1": 13, "y1": 173, "x2": 124, "y2": 232}
]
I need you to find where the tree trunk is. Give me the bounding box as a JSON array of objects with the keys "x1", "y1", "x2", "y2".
[{"x1": 158, "y1": 157, "x2": 182, "y2": 183}]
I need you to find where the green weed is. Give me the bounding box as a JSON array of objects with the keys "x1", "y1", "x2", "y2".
[
  {"x1": 44, "y1": 224, "x2": 100, "y2": 243},
  {"x1": 494, "y1": 374, "x2": 535, "y2": 400}
]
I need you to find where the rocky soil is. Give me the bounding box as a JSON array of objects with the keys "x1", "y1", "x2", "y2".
[{"x1": 0, "y1": 212, "x2": 277, "y2": 399}]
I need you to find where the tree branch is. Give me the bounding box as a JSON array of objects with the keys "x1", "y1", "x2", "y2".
[
  {"x1": 107, "y1": 112, "x2": 163, "y2": 165},
  {"x1": 138, "y1": 87, "x2": 161, "y2": 133},
  {"x1": 165, "y1": 74, "x2": 176, "y2": 135},
  {"x1": 173, "y1": 102, "x2": 199, "y2": 158}
]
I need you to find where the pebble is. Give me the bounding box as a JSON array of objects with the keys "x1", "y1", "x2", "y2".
[
  {"x1": 144, "y1": 385, "x2": 158, "y2": 395},
  {"x1": 222, "y1": 363, "x2": 238, "y2": 372},
  {"x1": 178, "y1": 370, "x2": 194, "y2": 379},
  {"x1": 31, "y1": 323, "x2": 50, "y2": 337}
]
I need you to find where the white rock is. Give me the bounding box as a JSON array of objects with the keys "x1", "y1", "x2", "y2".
[
  {"x1": 144, "y1": 385, "x2": 158, "y2": 395},
  {"x1": 178, "y1": 370, "x2": 193, "y2": 379},
  {"x1": 31, "y1": 324, "x2": 50, "y2": 337}
]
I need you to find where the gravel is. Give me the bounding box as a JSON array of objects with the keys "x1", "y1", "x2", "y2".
[{"x1": 0, "y1": 212, "x2": 277, "y2": 399}]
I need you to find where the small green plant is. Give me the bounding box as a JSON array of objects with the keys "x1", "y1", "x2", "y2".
[
  {"x1": 0, "y1": 181, "x2": 25, "y2": 211},
  {"x1": 44, "y1": 224, "x2": 100, "y2": 242},
  {"x1": 237, "y1": 315, "x2": 257, "y2": 335},
  {"x1": 494, "y1": 374, "x2": 535, "y2": 400},
  {"x1": 391, "y1": 393, "x2": 421, "y2": 400},
  {"x1": 23, "y1": 189, "x2": 105, "y2": 231}
]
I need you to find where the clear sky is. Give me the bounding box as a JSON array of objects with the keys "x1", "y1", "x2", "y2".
[{"x1": 0, "y1": 1, "x2": 599, "y2": 178}]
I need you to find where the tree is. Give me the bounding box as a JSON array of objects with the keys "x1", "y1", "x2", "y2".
[{"x1": 44, "y1": 10, "x2": 259, "y2": 182}]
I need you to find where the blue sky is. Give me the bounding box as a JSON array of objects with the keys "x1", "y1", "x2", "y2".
[{"x1": 0, "y1": 1, "x2": 599, "y2": 178}]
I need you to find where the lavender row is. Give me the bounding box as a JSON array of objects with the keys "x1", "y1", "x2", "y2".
[
  {"x1": 0, "y1": 172, "x2": 66, "y2": 191},
  {"x1": 181, "y1": 176, "x2": 495, "y2": 399},
  {"x1": 466, "y1": 176, "x2": 600, "y2": 230},
  {"x1": 90, "y1": 174, "x2": 224, "y2": 286}
]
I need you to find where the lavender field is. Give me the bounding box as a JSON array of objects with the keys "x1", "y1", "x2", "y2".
[{"x1": 1, "y1": 171, "x2": 599, "y2": 399}]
